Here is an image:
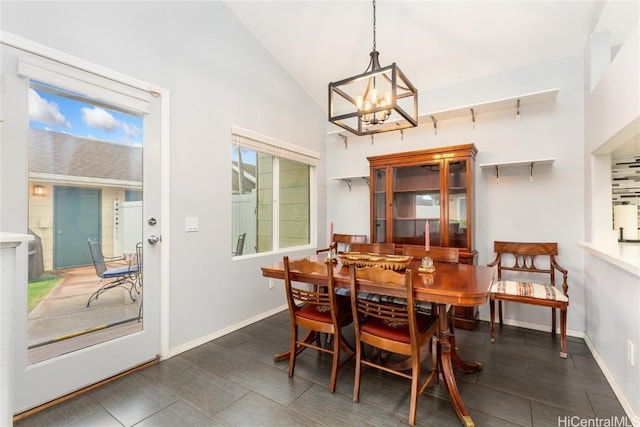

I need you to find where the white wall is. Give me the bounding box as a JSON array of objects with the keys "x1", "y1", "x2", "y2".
[
  {"x1": 1, "y1": 2, "x2": 326, "y2": 351},
  {"x1": 327, "y1": 55, "x2": 586, "y2": 333},
  {"x1": 583, "y1": 21, "x2": 640, "y2": 418}
]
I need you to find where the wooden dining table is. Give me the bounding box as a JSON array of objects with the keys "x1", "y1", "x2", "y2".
[{"x1": 261, "y1": 254, "x2": 495, "y2": 427}]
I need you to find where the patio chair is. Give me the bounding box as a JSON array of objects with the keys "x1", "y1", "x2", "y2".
[{"x1": 87, "y1": 237, "x2": 139, "y2": 307}]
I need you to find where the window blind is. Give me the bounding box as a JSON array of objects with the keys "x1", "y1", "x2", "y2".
[
  {"x1": 18, "y1": 55, "x2": 151, "y2": 114},
  {"x1": 232, "y1": 126, "x2": 318, "y2": 167}
]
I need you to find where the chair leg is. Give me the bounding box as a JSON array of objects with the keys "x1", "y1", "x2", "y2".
[
  {"x1": 288, "y1": 325, "x2": 298, "y2": 378},
  {"x1": 328, "y1": 332, "x2": 340, "y2": 393},
  {"x1": 408, "y1": 355, "x2": 420, "y2": 426},
  {"x1": 431, "y1": 337, "x2": 439, "y2": 386},
  {"x1": 489, "y1": 296, "x2": 496, "y2": 343},
  {"x1": 560, "y1": 308, "x2": 568, "y2": 359},
  {"x1": 498, "y1": 300, "x2": 503, "y2": 324},
  {"x1": 551, "y1": 307, "x2": 557, "y2": 336},
  {"x1": 353, "y1": 343, "x2": 363, "y2": 403}
]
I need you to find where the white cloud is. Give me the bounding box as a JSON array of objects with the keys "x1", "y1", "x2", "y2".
[
  {"x1": 120, "y1": 121, "x2": 141, "y2": 139},
  {"x1": 28, "y1": 88, "x2": 70, "y2": 128},
  {"x1": 81, "y1": 106, "x2": 119, "y2": 132}
]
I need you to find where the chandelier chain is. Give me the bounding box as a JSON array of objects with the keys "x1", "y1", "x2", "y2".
[{"x1": 372, "y1": 0, "x2": 376, "y2": 51}]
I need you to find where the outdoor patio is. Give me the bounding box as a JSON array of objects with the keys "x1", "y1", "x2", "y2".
[{"x1": 27, "y1": 265, "x2": 142, "y2": 364}]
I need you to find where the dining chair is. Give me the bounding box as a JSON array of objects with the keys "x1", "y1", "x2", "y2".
[
  {"x1": 348, "y1": 265, "x2": 439, "y2": 426},
  {"x1": 402, "y1": 244, "x2": 460, "y2": 263},
  {"x1": 86, "y1": 237, "x2": 139, "y2": 307},
  {"x1": 317, "y1": 233, "x2": 367, "y2": 254},
  {"x1": 488, "y1": 241, "x2": 569, "y2": 358},
  {"x1": 283, "y1": 256, "x2": 354, "y2": 393},
  {"x1": 349, "y1": 242, "x2": 396, "y2": 254}
]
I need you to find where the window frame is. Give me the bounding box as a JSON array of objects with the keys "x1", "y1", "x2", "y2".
[{"x1": 232, "y1": 126, "x2": 318, "y2": 258}]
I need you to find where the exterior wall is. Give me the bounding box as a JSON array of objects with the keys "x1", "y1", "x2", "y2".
[{"x1": 28, "y1": 181, "x2": 128, "y2": 271}]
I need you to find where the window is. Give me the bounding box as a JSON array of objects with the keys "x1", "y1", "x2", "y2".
[{"x1": 231, "y1": 127, "x2": 318, "y2": 256}]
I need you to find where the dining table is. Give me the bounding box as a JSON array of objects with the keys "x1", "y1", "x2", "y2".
[{"x1": 261, "y1": 253, "x2": 496, "y2": 427}]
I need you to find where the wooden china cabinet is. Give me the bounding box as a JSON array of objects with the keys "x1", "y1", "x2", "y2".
[{"x1": 368, "y1": 143, "x2": 479, "y2": 330}]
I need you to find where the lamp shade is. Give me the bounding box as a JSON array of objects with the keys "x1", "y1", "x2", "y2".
[{"x1": 32, "y1": 185, "x2": 45, "y2": 196}]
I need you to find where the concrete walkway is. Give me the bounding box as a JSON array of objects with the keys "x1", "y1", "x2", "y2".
[{"x1": 27, "y1": 265, "x2": 142, "y2": 364}]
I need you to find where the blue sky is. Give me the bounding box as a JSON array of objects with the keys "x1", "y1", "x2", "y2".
[{"x1": 28, "y1": 84, "x2": 143, "y2": 146}]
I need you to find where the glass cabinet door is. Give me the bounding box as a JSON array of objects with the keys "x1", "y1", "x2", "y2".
[
  {"x1": 372, "y1": 168, "x2": 387, "y2": 243},
  {"x1": 447, "y1": 160, "x2": 467, "y2": 248},
  {"x1": 392, "y1": 163, "x2": 441, "y2": 246}
]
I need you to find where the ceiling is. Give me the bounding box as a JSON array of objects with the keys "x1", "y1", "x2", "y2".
[{"x1": 226, "y1": 1, "x2": 638, "y2": 116}]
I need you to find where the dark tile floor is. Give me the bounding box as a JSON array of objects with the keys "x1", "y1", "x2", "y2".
[{"x1": 15, "y1": 312, "x2": 629, "y2": 427}]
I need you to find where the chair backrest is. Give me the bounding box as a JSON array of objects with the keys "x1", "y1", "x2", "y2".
[
  {"x1": 135, "y1": 241, "x2": 143, "y2": 274},
  {"x1": 402, "y1": 245, "x2": 460, "y2": 263},
  {"x1": 349, "y1": 242, "x2": 396, "y2": 255},
  {"x1": 88, "y1": 237, "x2": 107, "y2": 277},
  {"x1": 234, "y1": 232, "x2": 246, "y2": 256},
  {"x1": 333, "y1": 233, "x2": 367, "y2": 252},
  {"x1": 317, "y1": 233, "x2": 367, "y2": 254},
  {"x1": 283, "y1": 256, "x2": 339, "y2": 322},
  {"x1": 488, "y1": 241, "x2": 567, "y2": 295},
  {"x1": 349, "y1": 266, "x2": 419, "y2": 349}
]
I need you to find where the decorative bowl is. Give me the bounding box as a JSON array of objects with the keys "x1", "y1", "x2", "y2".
[{"x1": 337, "y1": 252, "x2": 412, "y2": 271}]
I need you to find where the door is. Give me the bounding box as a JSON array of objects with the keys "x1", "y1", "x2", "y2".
[
  {"x1": 1, "y1": 42, "x2": 164, "y2": 413},
  {"x1": 53, "y1": 187, "x2": 101, "y2": 268}
]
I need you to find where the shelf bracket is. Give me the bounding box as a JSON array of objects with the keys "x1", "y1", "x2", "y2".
[
  {"x1": 495, "y1": 165, "x2": 500, "y2": 183},
  {"x1": 529, "y1": 162, "x2": 534, "y2": 182},
  {"x1": 342, "y1": 178, "x2": 353, "y2": 191},
  {"x1": 371, "y1": 135, "x2": 374, "y2": 145},
  {"x1": 400, "y1": 129, "x2": 404, "y2": 141},
  {"x1": 470, "y1": 108, "x2": 476, "y2": 129},
  {"x1": 338, "y1": 134, "x2": 348, "y2": 149},
  {"x1": 516, "y1": 99, "x2": 521, "y2": 123},
  {"x1": 362, "y1": 177, "x2": 370, "y2": 186},
  {"x1": 431, "y1": 116, "x2": 438, "y2": 135}
]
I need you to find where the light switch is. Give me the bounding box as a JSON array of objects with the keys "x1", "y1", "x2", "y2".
[{"x1": 185, "y1": 217, "x2": 199, "y2": 232}]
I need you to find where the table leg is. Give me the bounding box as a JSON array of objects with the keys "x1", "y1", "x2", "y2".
[
  {"x1": 448, "y1": 307, "x2": 483, "y2": 373},
  {"x1": 273, "y1": 330, "x2": 318, "y2": 363},
  {"x1": 437, "y1": 304, "x2": 475, "y2": 427}
]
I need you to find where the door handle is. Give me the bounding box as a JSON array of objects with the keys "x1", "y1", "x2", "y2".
[{"x1": 148, "y1": 235, "x2": 161, "y2": 245}]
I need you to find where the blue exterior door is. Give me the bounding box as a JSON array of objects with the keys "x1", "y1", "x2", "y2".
[{"x1": 53, "y1": 186, "x2": 101, "y2": 269}]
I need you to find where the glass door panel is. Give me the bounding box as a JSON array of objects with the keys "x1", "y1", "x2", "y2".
[
  {"x1": 448, "y1": 160, "x2": 467, "y2": 248},
  {"x1": 393, "y1": 164, "x2": 441, "y2": 246},
  {"x1": 372, "y1": 168, "x2": 386, "y2": 243}
]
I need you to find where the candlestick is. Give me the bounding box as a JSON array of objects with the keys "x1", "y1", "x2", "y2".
[
  {"x1": 425, "y1": 220, "x2": 430, "y2": 252},
  {"x1": 329, "y1": 221, "x2": 334, "y2": 244}
]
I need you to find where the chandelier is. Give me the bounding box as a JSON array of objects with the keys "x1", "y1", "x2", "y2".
[{"x1": 328, "y1": 0, "x2": 418, "y2": 136}]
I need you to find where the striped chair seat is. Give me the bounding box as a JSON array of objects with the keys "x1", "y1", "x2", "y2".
[{"x1": 491, "y1": 280, "x2": 568, "y2": 302}]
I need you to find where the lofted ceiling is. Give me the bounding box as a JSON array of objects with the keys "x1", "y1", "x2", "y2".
[{"x1": 226, "y1": 0, "x2": 638, "y2": 119}]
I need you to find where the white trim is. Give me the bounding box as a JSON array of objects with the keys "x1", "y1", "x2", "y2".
[
  {"x1": 583, "y1": 335, "x2": 640, "y2": 425},
  {"x1": 1, "y1": 31, "x2": 160, "y2": 96},
  {"x1": 232, "y1": 125, "x2": 319, "y2": 167},
  {"x1": 29, "y1": 173, "x2": 142, "y2": 189},
  {"x1": 165, "y1": 305, "x2": 287, "y2": 358}
]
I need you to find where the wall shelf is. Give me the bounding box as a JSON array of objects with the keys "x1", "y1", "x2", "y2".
[
  {"x1": 479, "y1": 158, "x2": 556, "y2": 182},
  {"x1": 328, "y1": 175, "x2": 369, "y2": 191},
  {"x1": 329, "y1": 88, "x2": 559, "y2": 139}
]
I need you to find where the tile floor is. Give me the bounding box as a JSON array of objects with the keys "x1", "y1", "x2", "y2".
[{"x1": 15, "y1": 312, "x2": 629, "y2": 427}]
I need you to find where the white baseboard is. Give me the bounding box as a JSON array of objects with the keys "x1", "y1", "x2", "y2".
[
  {"x1": 478, "y1": 314, "x2": 639, "y2": 425},
  {"x1": 165, "y1": 304, "x2": 288, "y2": 358},
  {"x1": 582, "y1": 335, "x2": 640, "y2": 426}
]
